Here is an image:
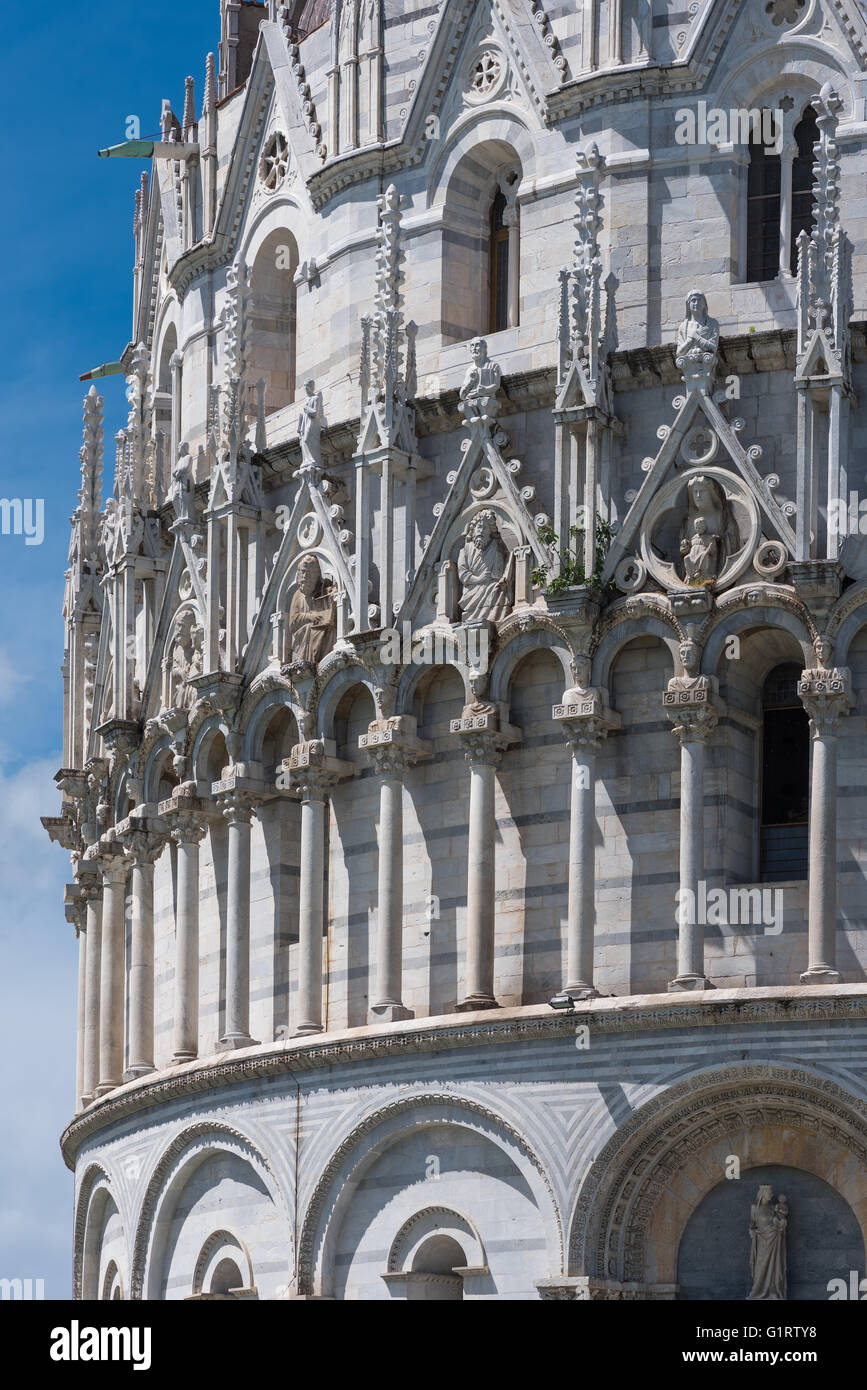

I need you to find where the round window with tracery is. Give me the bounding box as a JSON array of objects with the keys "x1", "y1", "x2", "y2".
[
  {"x1": 259, "y1": 132, "x2": 290, "y2": 191},
  {"x1": 467, "y1": 50, "x2": 505, "y2": 103}
]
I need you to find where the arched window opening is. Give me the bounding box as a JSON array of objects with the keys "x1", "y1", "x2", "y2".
[
  {"x1": 249, "y1": 230, "x2": 298, "y2": 418},
  {"x1": 155, "y1": 324, "x2": 179, "y2": 503},
  {"x1": 746, "y1": 118, "x2": 781, "y2": 283},
  {"x1": 407, "y1": 1234, "x2": 466, "y2": 1301},
  {"x1": 209, "y1": 1257, "x2": 245, "y2": 1296},
  {"x1": 790, "y1": 105, "x2": 819, "y2": 274},
  {"x1": 489, "y1": 189, "x2": 510, "y2": 335},
  {"x1": 760, "y1": 664, "x2": 809, "y2": 881},
  {"x1": 441, "y1": 145, "x2": 522, "y2": 344}
]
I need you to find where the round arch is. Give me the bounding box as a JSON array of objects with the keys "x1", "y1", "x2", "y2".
[
  {"x1": 297, "y1": 1092, "x2": 563, "y2": 1297},
  {"x1": 568, "y1": 1063, "x2": 867, "y2": 1288},
  {"x1": 130, "y1": 1122, "x2": 290, "y2": 1301},
  {"x1": 591, "y1": 615, "x2": 680, "y2": 690}
]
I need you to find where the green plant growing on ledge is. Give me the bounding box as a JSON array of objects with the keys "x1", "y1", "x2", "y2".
[{"x1": 531, "y1": 517, "x2": 616, "y2": 595}]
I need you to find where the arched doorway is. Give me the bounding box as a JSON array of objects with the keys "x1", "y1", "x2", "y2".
[{"x1": 678, "y1": 1164, "x2": 864, "y2": 1300}]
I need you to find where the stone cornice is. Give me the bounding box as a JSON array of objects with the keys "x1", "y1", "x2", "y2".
[{"x1": 60, "y1": 984, "x2": 867, "y2": 1169}]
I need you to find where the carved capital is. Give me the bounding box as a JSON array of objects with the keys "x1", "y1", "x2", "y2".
[
  {"x1": 169, "y1": 809, "x2": 210, "y2": 846},
  {"x1": 553, "y1": 687, "x2": 620, "y2": 750},
  {"x1": 798, "y1": 666, "x2": 853, "y2": 737},
  {"x1": 216, "y1": 791, "x2": 259, "y2": 826},
  {"x1": 663, "y1": 674, "x2": 721, "y2": 742},
  {"x1": 359, "y1": 716, "x2": 432, "y2": 776},
  {"x1": 283, "y1": 739, "x2": 355, "y2": 800},
  {"x1": 122, "y1": 830, "x2": 167, "y2": 867},
  {"x1": 451, "y1": 707, "x2": 520, "y2": 766}
]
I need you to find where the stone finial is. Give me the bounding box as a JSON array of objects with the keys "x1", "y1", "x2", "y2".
[
  {"x1": 78, "y1": 386, "x2": 104, "y2": 561},
  {"x1": 182, "y1": 76, "x2": 196, "y2": 143},
  {"x1": 204, "y1": 52, "x2": 217, "y2": 118}
]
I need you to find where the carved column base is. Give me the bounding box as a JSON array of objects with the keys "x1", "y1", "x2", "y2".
[
  {"x1": 668, "y1": 973, "x2": 714, "y2": 993},
  {"x1": 93, "y1": 1083, "x2": 116, "y2": 1098},
  {"x1": 455, "y1": 993, "x2": 500, "y2": 1013},
  {"x1": 172, "y1": 1050, "x2": 198, "y2": 1064},
  {"x1": 218, "y1": 1031, "x2": 260, "y2": 1051},
  {"x1": 563, "y1": 982, "x2": 599, "y2": 1000},
  {"x1": 800, "y1": 965, "x2": 841, "y2": 985},
  {"x1": 369, "y1": 1002, "x2": 414, "y2": 1023},
  {"x1": 123, "y1": 1063, "x2": 154, "y2": 1082},
  {"x1": 291, "y1": 1021, "x2": 323, "y2": 1038}
]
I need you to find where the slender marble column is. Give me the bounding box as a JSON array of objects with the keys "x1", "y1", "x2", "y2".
[
  {"x1": 96, "y1": 856, "x2": 127, "y2": 1095},
  {"x1": 294, "y1": 778, "x2": 330, "y2": 1036},
  {"x1": 80, "y1": 877, "x2": 103, "y2": 1105},
  {"x1": 287, "y1": 741, "x2": 354, "y2": 1036},
  {"x1": 553, "y1": 691, "x2": 619, "y2": 998},
  {"x1": 666, "y1": 701, "x2": 718, "y2": 991},
  {"x1": 171, "y1": 812, "x2": 208, "y2": 1060},
  {"x1": 361, "y1": 724, "x2": 430, "y2": 1023},
  {"x1": 454, "y1": 730, "x2": 508, "y2": 1012},
  {"x1": 72, "y1": 903, "x2": 88, "y2": 1111},
  {"x1": 799, "y1": 668, "x2": 852, "y2": 983},
  {"x1": 219, "y1": 794, "x2": 259, "y2": 1049},
  {"x1": 124, "y1": 829, "x2": 165, "y2": 1079}
]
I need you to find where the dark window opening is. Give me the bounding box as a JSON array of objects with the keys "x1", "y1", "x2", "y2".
[
  {"x1": 760, "y1": 663, "x2": 809, "y2": 881},
  {"x1": 790, "y1": 105, "x2": 819, "y2": 275},
  {"x1": 746, "y1": 118, "x2": 781, "y2": 283},
  {"x1": 488, "y1": 188, "x2": 510, "y2": 335}
]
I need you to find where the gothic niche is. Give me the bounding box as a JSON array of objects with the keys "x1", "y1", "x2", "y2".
[
  {"x1": 285, "y1": 553, "x2": 336, "y2": 666},
  {"x1": 640, "y1": 468, "x2": 758, "y2": 593},
  {"x1": 167, "y1": 609, "x2": 203, "y2": 711},
  {"x1": 456, "y1": 508, "x2": 514, "y2": 624}
]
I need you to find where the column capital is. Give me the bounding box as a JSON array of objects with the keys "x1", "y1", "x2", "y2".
[
  {"x1": 359, "y1": 716, "x2": 432, "y2": 776},
  {"x1": 798, "y1": 666, "x2": 853, "y2": 736},
  {"x1": 663, "y1": 675, "x2": 721, "y2": 743},
  {"x1": 116, "y1": 815, "x2": 169, "y2": 866},
  {"x1": 213, "y1": 786, "x2": 261, "y2": 826},
  {"x1": 283, "y1": 739, "x2": 355, "y2": 800},
  {"x1": 553, "y1": 686, "x2": 620, "y2": 749},
  {"x1": 64, "y1": 883, "x2": 87, "y2": 935},
  {"x1": 451, "y1": 705, "x2": 521, "y2": 767},
  {"x1": 98, "y1": 840, "x2": 128, "y2": 886}
]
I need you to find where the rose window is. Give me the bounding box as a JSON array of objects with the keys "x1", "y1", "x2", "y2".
[
  {"x1": 259, "y1": 132, "x2": 290, "y2": 191},
  {"x1": 469, "y1": 52, "x2": 503, "y2": 100}
]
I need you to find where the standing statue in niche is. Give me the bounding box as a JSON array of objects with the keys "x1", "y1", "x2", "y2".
[
  {"x1": 457, "y1": 509, "x2": 513, "y2": 623},
  {"x1": 299, "y1": 380, "x2": 323, "y2": 469},
  {"x1": 747, "y1": 1186, "x2": 788, "y2": 1301},
  {"x1": 676, "y1": 290, "x2": 720, "y2": 389},
  {"x1": 459, "y1": 337, "x2": 502, "y2": 423},
  {"x1": 170, "y1": 443, "x2": 196, "y2": 527},
  {"x1": 170, "y1": 610, "x2": 203, "y2": 711},
  {"x1": 288, "y1": 554, "x2": 336, "y2": 665},
  {"x1": 678, "y1": 474, "x2": 740, "y2": 585}
]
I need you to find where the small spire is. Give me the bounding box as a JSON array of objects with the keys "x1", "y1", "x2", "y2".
[
  {"x1": 182, "y1": 76, "x2": 196, "y2": 143},
  {"x1": 204, "y1": 52, "x2": 217, "y2": 117}
]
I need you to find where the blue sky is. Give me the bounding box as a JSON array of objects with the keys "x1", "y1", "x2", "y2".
[{"x1": 0, "y1": 0, "x2": 219, "y2": 1299}]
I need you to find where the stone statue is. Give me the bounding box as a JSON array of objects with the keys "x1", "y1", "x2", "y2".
[
  {"x1": 170, "y1": 610, "x2": 203, "y2": 710},
  {"x1": 678, "y1": 474, "x2": 739, "y2": 584},
  {"x1": 288, "y1": 554, "x2": 336, "y2": 665},
  {"x1": 676, "y1": 291, "x2": 720, "y2": 389},
  {"x1": 299, "y1": 380, "x2": 323, "y2": 468},
  {"x1": 747, "y1": 1186, "x2": 788, "y2": 1301},
  {"x1": 170, "y1": 443, "x2": 195, "y2": 526},
  {"x1": 459, "y1": 338, "x2": 502, "y2": 422},
  {"x1": 457, "y1": 509, "x2": 513, "y2": 623},
  {"x1": 681, "y1": 516, "x2": 719, "y2": 585}
]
